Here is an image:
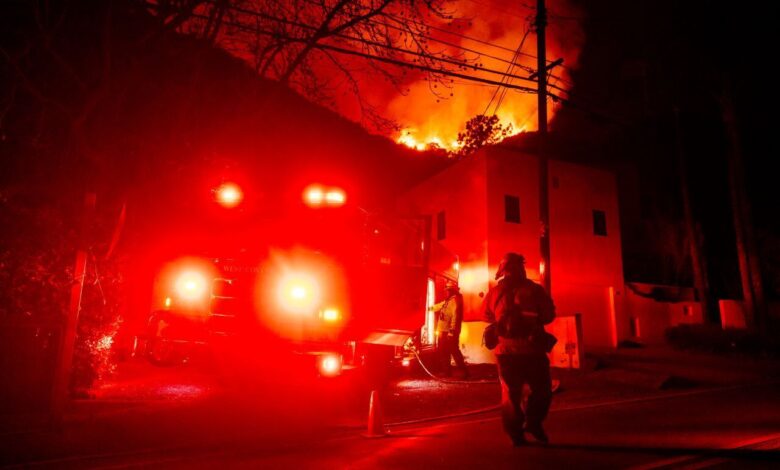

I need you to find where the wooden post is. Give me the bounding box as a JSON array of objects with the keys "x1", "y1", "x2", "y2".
[{"x1": 50, "y1": 192, "x2": 96, "y2": 429}]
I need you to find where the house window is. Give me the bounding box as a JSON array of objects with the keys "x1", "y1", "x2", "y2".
[
  {"x1": 504, "y1": 195, "x2": 520, "y2": 223},
  {"x1": 593, "y1": 210, "x2": 607, "y2": 236},
  {"x1": 437, "y1": 211, "x2": 446, "y2": 240}
]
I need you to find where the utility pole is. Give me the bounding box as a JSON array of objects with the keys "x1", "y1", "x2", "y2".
[
  {"x1": 50, "y1": 192, "x2": 96, "y2": 429},
  {"x1": 536, "y1": 0, "x2": 551, "y2": 293}
]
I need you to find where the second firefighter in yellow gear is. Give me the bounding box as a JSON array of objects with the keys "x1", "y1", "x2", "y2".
[{"x1": 433, "y1": 280, "x2": 469, "y2": 379}]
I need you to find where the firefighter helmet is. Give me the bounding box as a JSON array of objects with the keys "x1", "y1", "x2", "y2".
[{"x1": 495, "y1": 253, "x2": 525, "y2": 280}]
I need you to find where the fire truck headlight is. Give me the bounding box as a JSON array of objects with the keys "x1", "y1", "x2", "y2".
[
  {"x1": 277, "y1": 273, "x2": 320, "y2": 314},
  {"x1": 318, "y1": 354, "x2": 342, "y2": 377},
  {"x1": 320, "y1": 307, "x2": 341, "y2": 322},
  {"x1": 174, "y1": 271, "x2": 209, "y2": 302}
]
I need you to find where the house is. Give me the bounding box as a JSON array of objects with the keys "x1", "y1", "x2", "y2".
[{"x1": 398, "y1": 142, "x2": 626, "y2": 364}]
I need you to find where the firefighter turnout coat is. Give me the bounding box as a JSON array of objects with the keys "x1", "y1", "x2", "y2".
[
  {"x1": 433, "y1": 293, "x2": 464, "y2": 336},
  {"x1": 481, "y1": 277, "x2": 555, "y2": 355}
]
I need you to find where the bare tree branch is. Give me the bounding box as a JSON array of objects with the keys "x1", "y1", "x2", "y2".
[{"x1": 148, "y1": 0, "x2": 463, "y2": 129}]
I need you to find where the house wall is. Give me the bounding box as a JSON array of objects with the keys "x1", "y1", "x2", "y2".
[
  {"x1": 399, "y1": 145, "x2": 627, "y2": 349},
  {"x1": 548, "y1": 160, "x2": 624, "y2": 289},
  {"x1": 485, "y1": 149, "x2": 625, "y2": 348},
  {"x1": 549, "y1": 159, "x2": 626, "y2": 348},
  {"x1": 396, "y1": 155, "x2": 488, "y2": 316},
  {"x1": 624, "y1": 283, "x2": 703, "y2": 343},
  {"x1": 485, "y1": 148, "x2": 542, "y2": 281}
]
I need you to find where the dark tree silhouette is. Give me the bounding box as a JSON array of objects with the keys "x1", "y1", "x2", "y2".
[
  {"x1": 147, "y1": 0, "x2": 473, "y2": 130},
  {"x1": 455, "y1": 114, "x2": 514, "y2": 156}
]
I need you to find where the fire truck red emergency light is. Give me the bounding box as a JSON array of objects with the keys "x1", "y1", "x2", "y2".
[{"x1": 215, "y1": 182, "x2": 243, "y2": 208}]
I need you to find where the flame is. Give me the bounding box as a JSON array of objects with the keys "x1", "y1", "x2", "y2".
[
  {"x1": 396, "y1": 118, "x2": 527, "y2": 153},
  {"x1": 188, "y1": 0, "x2": 583, "y2": 151},
  {"x1": 397, "y1": 130, "x2": 467, "y2": 152},
  {"x1": 388, "y1": 0, "x2": 583, "y2": 152}
]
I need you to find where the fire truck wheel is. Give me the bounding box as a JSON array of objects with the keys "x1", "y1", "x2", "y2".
[
  {"x1": 145, "y1": 337, "x2": 181, "y2": 366},
  {"x1": 145, "y1": 317, "x2": 185, "y2": 367}
]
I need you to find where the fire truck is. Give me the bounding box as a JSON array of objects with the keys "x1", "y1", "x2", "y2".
[{"x1": 140, "y1": 181, "x2": 458, "y2": 378}]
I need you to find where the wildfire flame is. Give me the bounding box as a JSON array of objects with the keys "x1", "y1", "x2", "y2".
[
  {"x1": 184, "y1": 0, "x2": 583, "y2": 152},
  {"x1": 397, "y1": 131, "x2": 466, "y2": 152},
  {"x1": 388, "y1": 0, "x2": 582, "y2": 153},
  {"x1": 396, "y1": 119, "x2": 528, "y2": 153}
]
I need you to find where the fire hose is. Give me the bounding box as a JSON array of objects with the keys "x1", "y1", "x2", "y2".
[
  {"x1": 410, "y1": 347, "x2": 497, "y2": 385},
  {"x1": 409, "y1": 346, "x2": 562, "y2": 391}
]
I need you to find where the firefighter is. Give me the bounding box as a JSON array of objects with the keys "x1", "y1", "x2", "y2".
[
  {"x1": 434, "y1": 280, "x2": 469, "y2": 379},
  {"x1": 481, "y1": 253, "x2": 556, "y2": 446}
]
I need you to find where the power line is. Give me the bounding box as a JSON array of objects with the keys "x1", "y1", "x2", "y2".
[
  {"x1": 370, "y1": 16, "x2": 536, "y2": 74},
  {"x1": 194, "y1": 12, "x2": 543, "y2": 93},
  {"x1": 199, "y1": 0, "x2": 572, "y2": 85},
  {"x1": 492, "y1": 28, "x2": 532, "y2": 115},
  {"x1": 186, "y1": 8, "x2": 582, "y2": 109},
  {"x1": 157, "y1": 2, "x2": 623, "y2": 129},
  {"x1": 379, "y1": 9, "x2": 571, "y2": 71},
  {"x1": 215, "y1": 1, "x2": 534, "y2": 73},
  {"x1": 204, "y1": 8, "x2": 548, "y2": 87},
  {"x1": 312, "y1": 41, "x2": 544, "y2": 94}
]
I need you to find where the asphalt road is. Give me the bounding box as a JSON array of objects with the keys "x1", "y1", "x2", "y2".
[{"x1": 25, "y1": 381, "x2": 779, "y2": 469}]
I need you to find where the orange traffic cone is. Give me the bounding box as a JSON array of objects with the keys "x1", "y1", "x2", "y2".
[{"x1": 364, "y1": 389, "x2": 387, "y2": 438}]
